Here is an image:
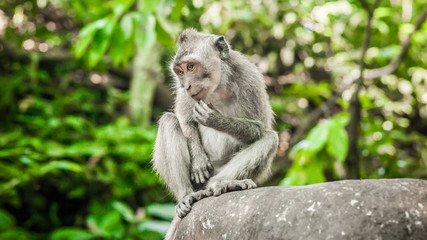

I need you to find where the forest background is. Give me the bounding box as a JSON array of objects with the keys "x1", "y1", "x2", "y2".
[{"x1": 1, "y1": 0, "x2": 427, "y2": 239}]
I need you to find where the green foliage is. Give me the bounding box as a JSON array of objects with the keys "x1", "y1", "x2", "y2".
[
  {"x1": 0, "y1": 201, "x2": 174, "y2": 239},
  {"x1": 281, "y1": 113, "x2": 349, "y2": 186},
  {"x1": 50, "y1": 228, "x2": 94, "y2": 240},
  {"x1": 1, "y1": 0, "x2": 427, "y2": 238},
  {"x1": 146, "y1": 203, "x2": 175, "y2": 221},
  {"x1": 74, "y1": 0, "x2": 175, "y2": 68}
]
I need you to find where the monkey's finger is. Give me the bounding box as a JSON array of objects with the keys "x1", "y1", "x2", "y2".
[
  {"x1": 198, "y1": 101, "x2": 214, "y2": 115},
  {"x1": 212, "y1": 187, "x2": 222, "y2": 196},
  {"x1": 203, "y1": 169, "x2": 210, "y2": 179},
  {"x1": 213, "y1": 185, "x2": 227, "y2": 196},
  {"x1": 207, "y1": 162, "x2": 214, "y2": 171},
  {"x1": 176, "y1": 204, "x2": 190, "y2": 218},
  {"x1": 193, "y1": 111, "x2": 203, "y2": 124},
  {"x1": 198, "y1": 189, "x2": 213, "y2": 199},
  {"x1": 209, "y1": 104, "x2": 220, "y2": 113},
  {"x1": 198, "y1": 171, "x2": 206, "y2": 183},
  {"x1": 193, "y1": 107, "x2": 207, "y2": 120},
  {"x1": 193, "y1": 109, "x2": 203, "y2": 120},
  {"x1": 190, "y1": 173, "x2": 195, "y2": 182},
  {"x1": 184, "y1": 198, "x2": 192, "y2": 208},
  {"x1": 248, "y1": 182, "x2": 257, "y2": 189},
  {"x1": 195, "y1": 102, "x2": 203, "y2": 112},
  {"x1": 178, "y1": 206, "x2": 190, "y2": 218},
  {"x1": 176, "y1": 208, "x2": 184, "y2": 218},
  {"x1": 193, "y1": 107, "x2": 200, "y2": 118},
  {"x1": 193, "y1": 111, "x2": 209, "y2": 126},
  {"x1": 194, "y1": 172, "x2": 201, "y2": 184},
  {"x1": 244, "y1": 179, "x2": 257, "y2": 189},
  {"x1": 204, "y1": 189, "x2": 213, "y2": 197},
  {"x1": 199, "y1": 100, "x2": 211, "y2": 111},
  {"x1": 194, "y1": 103, "x2": 208, "y2": 116}
]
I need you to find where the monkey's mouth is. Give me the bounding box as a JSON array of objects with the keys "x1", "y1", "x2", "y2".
[{"x1": 191, "y1": 88, "x2": 207, "y2": 100}]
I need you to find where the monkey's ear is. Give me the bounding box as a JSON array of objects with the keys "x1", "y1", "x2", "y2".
[{"x1": 214, "y1": 36, "x2": 229, "y2": 60}]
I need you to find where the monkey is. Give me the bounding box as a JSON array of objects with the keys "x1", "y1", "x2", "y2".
[{"x1": 152, "y1": 29, "x2": 278, "y2": 237}]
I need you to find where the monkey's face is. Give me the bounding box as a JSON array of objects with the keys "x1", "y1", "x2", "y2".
[
  {"x1": 171, "y1": 29, "x2": 227, "y2": 101},
  {"x1": 172, "y1": 52, "x2": 222, "y2": 101}
]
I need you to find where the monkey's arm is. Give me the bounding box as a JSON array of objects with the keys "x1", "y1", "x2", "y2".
[
  {"x1": 176, "y1": 94, "x2": 213, "y2": 185},
  {"x1": 193, "y1": 101, "x2": 264, "y2": 144},
  {"x1": 187, "y1": 128, "x2": 213, "y2": 184}
]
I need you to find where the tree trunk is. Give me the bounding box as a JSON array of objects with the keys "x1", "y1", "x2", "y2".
[
  {"x1": 129, "y1": 43, "x2": 162, "y2": 127},
  {"x1": 129, "y1": 0, "x2": 163, "y2": 127},
  {"x1": 174, "y1": 179, "x2": 427, "y2": 240}
]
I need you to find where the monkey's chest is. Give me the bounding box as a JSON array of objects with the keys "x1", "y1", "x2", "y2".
[{"x1": 198, "y1": 125, "x2": 242, "y2": 168}]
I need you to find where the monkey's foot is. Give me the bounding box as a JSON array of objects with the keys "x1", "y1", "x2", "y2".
[
  {"x1": 208, "y1": 179, "x2": 257, "y2": 197},
  {"x1": 176, "y1": 189, "x2": 213, "y2": 218}
]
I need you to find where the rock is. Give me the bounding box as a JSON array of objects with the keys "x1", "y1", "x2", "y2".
[{"x1": 174, "y1": 179, "x2": 427, "y2": 240}]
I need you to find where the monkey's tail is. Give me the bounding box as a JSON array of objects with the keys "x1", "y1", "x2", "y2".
[{"x1": 164, "y1": 216, "x2": 181, "y2": 240}]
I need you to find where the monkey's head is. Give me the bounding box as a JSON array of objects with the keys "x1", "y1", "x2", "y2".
[{"x1": 171, "y1": 29, "x2": 230, "y2": 101}]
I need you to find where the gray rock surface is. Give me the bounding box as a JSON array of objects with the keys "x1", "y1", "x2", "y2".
[{"x1": 175, "y1": 179, "x2": 427, "y2": 240}]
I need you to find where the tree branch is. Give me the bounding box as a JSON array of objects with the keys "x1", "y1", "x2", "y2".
[
  {"x1": 363, "y1": 9, "x2": 427, "y2": 79},
  {"x1": 272, "y1": 5, "x2": 427, "y2": 182},
  {"x1": 0, "y1": 38, "x2": 174, "y2": 112},
  {"x1": 345, "y1": 0, "x2": 381, "y2": 179},
  {"x1": 270, "y1": 94, "x2": 339, "y2": 181}
]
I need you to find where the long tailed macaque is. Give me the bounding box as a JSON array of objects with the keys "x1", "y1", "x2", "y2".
[{"x1": 152, "y1": 29, "x2": 278, "y2": 238}]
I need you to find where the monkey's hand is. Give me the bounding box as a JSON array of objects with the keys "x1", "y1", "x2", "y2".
[
  {"x1": 190, "y1": 153, "x2": 213, "y2": 184},
  {"x1": 176, "y1": 189, "x2": 213, "y2": 218},
  {"x1": 207, "y1": 179, "x2": 257, "y2": 196},
  {"x1": 193, "y1": 100, "x2": 223, "y2": 128}
]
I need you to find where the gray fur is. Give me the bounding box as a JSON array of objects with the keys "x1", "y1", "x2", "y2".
[{"x1": 152, "y1": 29, "x2": 279, "y2": 229}]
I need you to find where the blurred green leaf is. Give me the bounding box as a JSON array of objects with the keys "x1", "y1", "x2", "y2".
[
  {"x1": 109, "y1": 26, "x2": 130, "y2": 66},
  {"x1": 0, "y1": 230, "x2": 32, "y2": 240},
  {"x1": 146, "y1": 203, "x2": 175, "y2": 221},
  {"x1": 75, "y1": 19, "x2": 109, "y2": 58},
  {"x1": 137, "y1": 219, "x2": 170, "y2": 236},
  {"x1": 98, "y1": 211, "x2": 125, "y2": 238},
  {"x1": 113, "y1": 0, "x2": 134, "y2": 17},
  {"x1": 155, "y1": 19, "x2": 174, "y2": 48},
  {"x1": 305, "y1": 123, "x2": 330, "y2": 153},
  {"x1": 280, "y1": 167, "x2": 307, "y2": 186},
  {"x1": 0, "y1": 210, "x2": 16, "y2": 232},
  {"x1": 50, "y1": 228, "x2": 94, "y2": 240},
  {"x1": 140, "y1": 0, "x2": 160, "y2": 13},
  {"x1": 88, "y1": 18, "x2": 116, "y2": 67},
  {"x1": 112, "y1": 201, "x2": 134, "y2": 222},
  {"x1": 170, "y1": 0, "x2": 185, "y2": 20},
  {"x1": 327, "y1": 123, "x2": 348, "y2": 162},
  {"x1": 306, "y1": 157, "x2": 325, "y2": 184},
  {"x1": 40, "y1": 161, "x2": 83, "y2": 174},
  {"x1": 120, "y1": 12, "x2": 137, "y2": 40}
]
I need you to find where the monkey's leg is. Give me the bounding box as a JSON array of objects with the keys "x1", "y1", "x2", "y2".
[
  {"x1": 153, "y1": 113, "x2": 214, "y2": 218},
  {"x1": 152, "y1": 112, "x2": 194, "y2": 201},
  {"x1": 208, "y1": 129, "x2": 279, "y2": 196}
]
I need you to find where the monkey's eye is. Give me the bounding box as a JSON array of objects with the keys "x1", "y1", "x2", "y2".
[
  {"x1": 177, "y1": 70, "x2": 184, "y2": 75},
  {"x1": 187, "y1": 63, "x2": 194, "y2": 71}
]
